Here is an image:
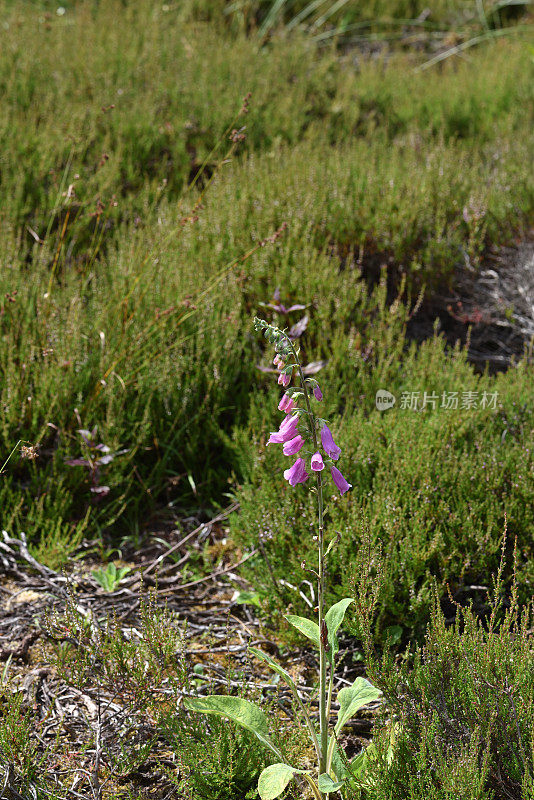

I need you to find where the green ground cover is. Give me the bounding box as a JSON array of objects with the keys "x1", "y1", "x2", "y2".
[
  {"x1": 0, "y1": 0, "x2": 532, "y2": 611},
  {"x1": 1, "y1": 2, "x2": 534, "y2": 797}
]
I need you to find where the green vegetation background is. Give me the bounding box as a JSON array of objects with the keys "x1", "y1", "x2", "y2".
[{"x1": 0, "y1": 0, "x2": 533, "y2": 637}]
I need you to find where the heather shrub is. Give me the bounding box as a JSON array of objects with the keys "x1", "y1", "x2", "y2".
[
  {"x1": 160, "y1": 712, "x2": 271, "y2": 799},
  {"x1": 355, "y1": 566, "x2": 534, "y2": 800}
]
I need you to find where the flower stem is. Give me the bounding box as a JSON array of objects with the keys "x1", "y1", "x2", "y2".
[
  {"x1": 317, "y1": 470, "x2": 328, "y2": 776},
  {"x1": 289, "y1": 338, "x2": 328, "y2": 786}
]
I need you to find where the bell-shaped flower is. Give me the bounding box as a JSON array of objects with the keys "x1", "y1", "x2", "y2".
[
  {"x1": 278, "y1": 371, "x2": 291, "y2": 388},
  {"x1": 331, "y1": 465, "x2": 352, "y2": 495},
  {"x1": 280, "y1": 413, "x2": 299, "y2": 434},
  {"x1": 283, "y1": 457, "x2": 309, "y2": 486},
  {"x1": 313, "y1": 384, "x2": 323, "y2": 401},
  {"x1": 267, "y1": 413, "x2": 299, "y2": 444},
  {"x1": 320, "y1": 425, "x2": 341, "y2": 461},
  {"x1": 310, "y1": 452, "x2": 324, "y2": 471},
  {"x1": 278, "y1": 393, "x2": 296, "y2": 414},
  {"x1": 283, "y1": 435, "x2": 304, "y2": 456}
]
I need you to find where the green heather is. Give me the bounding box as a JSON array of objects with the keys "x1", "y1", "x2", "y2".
[{"x1": 0, "y1": 1, "x2": 532, "y2": 612}]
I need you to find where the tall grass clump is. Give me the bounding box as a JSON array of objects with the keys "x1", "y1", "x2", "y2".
[{"x1": 190, "y1": 0, "x2": 533, "y2": 48}]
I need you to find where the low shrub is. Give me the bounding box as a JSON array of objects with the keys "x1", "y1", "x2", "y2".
[
  {"x1": 356, "y1": 562, "x2": 534, "y2": 800},
  {"x1": 160, "y1": 712, "x2": 271, "y2": 799}
]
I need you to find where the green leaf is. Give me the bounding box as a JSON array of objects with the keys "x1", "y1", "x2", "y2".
[
  {"x1": 285, "y1": 615, "x2": 320, "y2": 646},
  {"x1": 330, "y1": 740, "x2": 379, "y2": 787},
  {"x1": 348, "y1": 742, "x2": 377, "y2": 788},
  {"x1": 324, "y1": 598, "x2": 353, "y2": 664},
  {"x1": 92, "y1": 562, "x2": 131, "y2": 592},
  {"x1": 331, "y1": 742, "x2": 349, "y2": 780},
  {"x1": 324, "y1": 535, "x2": 339, "y2": 558},
  {"x1": 349, "y1": 749, "x2": 367, "y2": 778},
  {"x1": 318, "y1": 773, "x2": 344, "y2": 792},
  {"x1": 385, "y1": 722, "x2": 400, "y2": 766},
  {"x1": 335, "y1": 678, "x2": 382, "y2": 733},
  {"x1": 234, "y1": 590, "x2": 261, "y2": 608},
  {"x1": 385, "y1": 625, "x2": 403, "y2": 645},
  {"x1": 249, "y1": 647, "x2": 299, "y2": 695},
  {"x1": 183, "y1": 695, "x2": 280, "y2": 757},
  {"x1": 258, "y1": 763, "x2": 306, "y2": 800},
  {"x1": 250, "y1": 647, "x2": 320, "y2": 753}
]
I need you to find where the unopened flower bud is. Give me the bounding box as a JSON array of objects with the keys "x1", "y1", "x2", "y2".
[
  {"x1": 278, "y1": 372, "x2": 291, "y2": 387},
  {"x1": 313, "y1": 384, "x2": 323, "y2": 401}
]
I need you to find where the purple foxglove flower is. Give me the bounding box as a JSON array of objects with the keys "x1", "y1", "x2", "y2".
[
  {"x1": 279, "y1": 413, "x2": 299, "y2": 433},
  {"x1": 283, "y1": 435, "x2": 304, "y2": 456},
  {"x1": 331, "y1": 465, "x2": 352, "y2": 495},
  {"x1": 267, "y1": 414, "x2": 299, "y2": 444},
  {"x1": 310, "y1": 451, "x2": 324, "y2": 471},
  {"x1": 321, "y1": 425, "x2": 341, "y2": 461},
  {"x1": 278, "y1": 393, "x2": 295, "y2": 414},
  {"x1": 268, "y1": 425, "x2": 297, "y2": 444},
  {"x1": 283, "y1": 457, "x2": 309, "y2": 486},
  {"x1": 313, "y1": 384, "x2": 323, "y2": 401},
  {"x1": 278, "y1": 371, "x2": 291, "y2": 388}
]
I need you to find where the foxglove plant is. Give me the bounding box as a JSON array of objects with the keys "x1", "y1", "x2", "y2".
[{"x1": 185, "y1": 319, "x2": 381, "y2": 799}]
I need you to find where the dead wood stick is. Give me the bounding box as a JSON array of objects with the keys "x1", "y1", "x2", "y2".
[
  {"x1": 0, "y1": 629, "x2": 40, "y2": 662},
  {"x1": 142, "y1": 502, "x2": 239, "y2": 576},
  {"x1": 155, "y1": 549, "x2": 257, "y2": 594}
]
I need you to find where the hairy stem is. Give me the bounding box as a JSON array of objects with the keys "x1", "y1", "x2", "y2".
[
  {"x1": 304, "y1": 774, "x2": 324, "y2": 800},
  {"x1": 317, "y1": 471, "x2": 328, "y2": 776},
  {"x1": 289, "y1": 337, "x2": 328, "y2": 787}
]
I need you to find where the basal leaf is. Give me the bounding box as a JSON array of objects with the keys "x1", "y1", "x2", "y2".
[
  {"x1": 324, "y1": 598, "x2": 353, "y2": 664},
  {"x1": 285, "y1": 614, "x2": 320, "y2": 646},
  {"x1": 258, "y1": 763, "x2": 306, "y2": 800},
  {"x1": 318, "y1": 773, "x2": 344, "y2": 792},
  {"x1": 349, "y1": 748, "x2": 367, "y2": 778},
  {"x1": 348, "y1": 742, "x2": 378, "y2": 788},
  {"x1": 184, "y1": 695, "x2": 280, "y2": 757},
  {"x1": 335, "y1": 678, "x2": 382, "y2": 733},
  {"x1": 331, "y1": 742, "x2": 349, "y2": 780},
  {"x1": 249, "y1": 647, "x2": 298, "y2": 694}
]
